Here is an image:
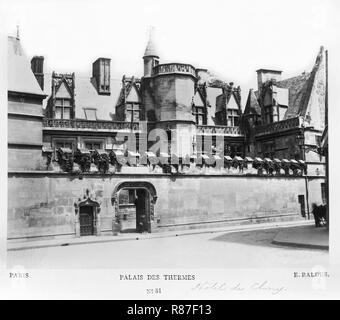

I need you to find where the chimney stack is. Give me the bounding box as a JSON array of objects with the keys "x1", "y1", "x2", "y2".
[
  {"x1": 256, "y1": 69, "x2": 282, "y2": 93},
  {"x1": 31, "y1": 56, "x2": 44, "y2": 90},
  {"x1": 92, "y1": 58, "x2": 111, "y2": 95}
]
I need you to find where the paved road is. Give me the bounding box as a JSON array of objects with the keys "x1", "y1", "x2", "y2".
[{"x1": 7, "y1": 227, "x2": 329, "y2": 269}]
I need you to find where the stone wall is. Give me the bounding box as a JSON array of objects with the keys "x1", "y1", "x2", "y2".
[
  {"x1": 8, "y1": 95, "x2": 45, "y2": 171},
  {"x1": 7, "y1": 172, "x2": 322, "y2": 240},
  {"x1": 307, "y1": 177, "x2": 326, "y2": 209},
  {"x1": 152, "y1": 74, "x2": 195, "y2": 122}
]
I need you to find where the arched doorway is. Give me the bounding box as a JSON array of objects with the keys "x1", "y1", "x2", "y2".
[{"x1": 111, "y1": 181, "x2": 157, "y2": 234}]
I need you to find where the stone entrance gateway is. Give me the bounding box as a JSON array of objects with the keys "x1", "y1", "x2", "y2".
[{"x1": 111, "y1": 181, "x2": 158, "y2": 234}]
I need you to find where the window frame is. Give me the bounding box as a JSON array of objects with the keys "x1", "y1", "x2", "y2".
[
  {"x1": 126, "y1": 103, "x2": 141, "y2": 122},
  {"x1": 192, "y1": 105, "x2": 206, "y2": 125},
  {"x1": 54, "y1": 98, "x2": 72, "y2": 120},
  {"x1": 52, "y1": 137, "x2": 76, "y2": 150},
  {"x1": 83, "y1": 108, "x2": 98, "y2": 121},
  {"x1": 227, "y1": 109, "x2": 240, "y2": 127},
  {"x1": 84, "y1": 139, "x2": 104, "y2": 151},
  {"x1": 264, "y1": 106, "x2": 273, "y2": 124}
]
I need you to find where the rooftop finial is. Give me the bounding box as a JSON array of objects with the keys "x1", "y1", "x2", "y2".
[
  {"x1": 149, "y1": 25, "x2": 155, "y2": 39},
  {"x1": 16, "y1": 25, "x2": 20, "y2": 40}
]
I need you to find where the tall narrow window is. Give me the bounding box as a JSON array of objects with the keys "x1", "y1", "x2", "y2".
[
  {"x1": 227, "y1": 109, "x2": 239, "y2": 127},
  {"x1": 264, "y1": 106, "x2": 273, "y2": 124},
  {"x1": 126, "y1": 103, "x2": 140, "y2": 122},
  {"x1": 192, "y1": 106, "x2": 206, "y2": 125},
  {"x1": 55, "y1": 98, "x2": 71, "y2": 119},
  {"x1": 321, "y1": 183, "x2": 326, "y2": 204},
  {"x1": 196, "y1": 135, "x2": 204, "y2": 154}
]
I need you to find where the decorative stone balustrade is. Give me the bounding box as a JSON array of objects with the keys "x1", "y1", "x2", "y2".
[
  {"x1": 43, "y1": 118, "x2": 140, "y2": 132},
  {"x1": 255, "y1": 117, "x2": 301, "y2": 136},
  {"x1": 196, "y1": 125, "x2": 242, "y2": 136},
  {"x1": 152, "y1": 63, "x2": 196, "y2": 78}
]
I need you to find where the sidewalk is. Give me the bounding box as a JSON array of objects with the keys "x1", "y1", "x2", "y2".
[
  {"x1": 272, "y1": 224, "x2": 329, "y2": 250},
  {"x1": 7, "y1": 219, "x2": 314, "y2": 251}
]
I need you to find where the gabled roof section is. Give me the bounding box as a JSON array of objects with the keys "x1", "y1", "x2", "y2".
[
  {"x1": 43, "y1": 73, "x2": 121, "y2": 121},
  {"x1": 193, "y1": 88, "x2": 205, "y2": 107},
  {"x1": 227, "y1": 91, "x2": 241, "y2": 109},
  {"x1": 244, "y1": 89, "x2": 261, "y2": 115},
  {"x1": 275, "y1": 46, "x2": 325, "y2": 119},
  {"x1": 215, "y1": 85, "x2": 242, "y2": 113},
  {"x1": 117, "y1": 76, "x2": 142, "y2": 106},
  {"x1": 275, "y1": 72, "x2": 311, "y2": 119},
  {"x1": 55, "y1": 79, "x2": 72, "y2": 98},
  {"x1": 7, "y1": 36, "x2": 46, "y2": 96}
]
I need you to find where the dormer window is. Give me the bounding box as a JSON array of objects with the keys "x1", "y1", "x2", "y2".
[
  {"x1": 227, "y1": 109, "x2": 239, "y2": 127},
  {"x1": 126, "y1": 103, "x2": 140, "y2": 122},
  {"x1": 83, "y1": 108, "x2": 97, "y2": 121},
  {"x1": 192, "y1": 105, "x2": 206, "y2": 125},
  {"x1": 48, "y1": 72, "x2": 75, "y2": 119},
  {"x1": 55, "y1": 98, "x2": 71, "y2": 119}
]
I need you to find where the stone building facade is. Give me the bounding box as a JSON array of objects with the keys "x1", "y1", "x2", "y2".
[{"x1": 7, "y1": 33, "x2": 327, "y2": 240}]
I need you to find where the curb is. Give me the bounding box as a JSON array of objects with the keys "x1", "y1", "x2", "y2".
[
  {"x1": 272, "y1": 240, "x2": 329, "y2": 250},
  {"x1": 8, "y1": 220, "x2": 314, "y2": 251}
]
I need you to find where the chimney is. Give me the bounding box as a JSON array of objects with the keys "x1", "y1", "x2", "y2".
[
  {"x1": 92, "y1": 58, "x2": 111, "y2": 95},
  {"x1": 256, "y1": 69, "x2": 282, "y2": 92},
  {"x1": 31, "y1": 56, "x2": 44, "y2": 90},
  {"x1": 195, "y1": 68, "x2": 209, "y2": 81}
]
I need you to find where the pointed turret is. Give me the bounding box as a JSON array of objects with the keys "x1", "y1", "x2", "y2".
[
  {"x1": 143, "y1": 28, "x2": 159, "y2": 77},
  {"x1": 143, "y1": 27, "x2": 159, "y2": 58}
]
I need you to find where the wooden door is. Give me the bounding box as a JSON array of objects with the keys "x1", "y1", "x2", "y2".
[{"x1": 79, "y1": 206, "x2": 94, "y2": 236}]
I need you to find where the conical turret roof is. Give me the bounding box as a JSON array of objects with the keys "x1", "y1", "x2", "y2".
[{"x1": 143, "y1": 31, "x2": 159, "y2": 58}]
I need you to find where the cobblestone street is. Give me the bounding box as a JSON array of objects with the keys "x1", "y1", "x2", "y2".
[{"x1": 7, "y1": 227, "x2": 329, "y2": 269}]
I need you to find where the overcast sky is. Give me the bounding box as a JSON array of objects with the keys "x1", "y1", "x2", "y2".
[{"x1": 2, "y1": 0, "x2": 339, "y2": 104}]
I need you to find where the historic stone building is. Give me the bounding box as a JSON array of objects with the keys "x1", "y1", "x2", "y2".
[
  {"x1": 7, "y1": 32, "x2": 327, "y2": 240},
  {"x1": 243, "y1": 47, "x2": 327, "y2": 177}
]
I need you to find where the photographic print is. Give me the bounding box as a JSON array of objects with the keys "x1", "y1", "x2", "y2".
[{"x1": 1, "y1": 0, "x2": 339, "y2": 301}]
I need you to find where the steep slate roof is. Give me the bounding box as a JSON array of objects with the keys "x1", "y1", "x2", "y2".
[
  {"x1": 7, "y1": 36, "x2": 45, "y2": 96},
  {"x1": 276, "y1": 46, "x2": 324, "y2": 119},
  {"x1": 244, "y1": 89, "x2": 261, "y2": 115},
  {"x1": 275, "y1": 72, "x2": 311, "y2": 119},
  {"x1": 43, "y1": 73, "x2": 122, "y2": 121}
]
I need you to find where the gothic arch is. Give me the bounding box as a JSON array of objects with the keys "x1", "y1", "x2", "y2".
[
  {"x1": 111, "y1": 181, "x2": 157, "y2": 204},
  {"x1": 111, "y1": 181, "x2": 158, "y2": 234}
]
